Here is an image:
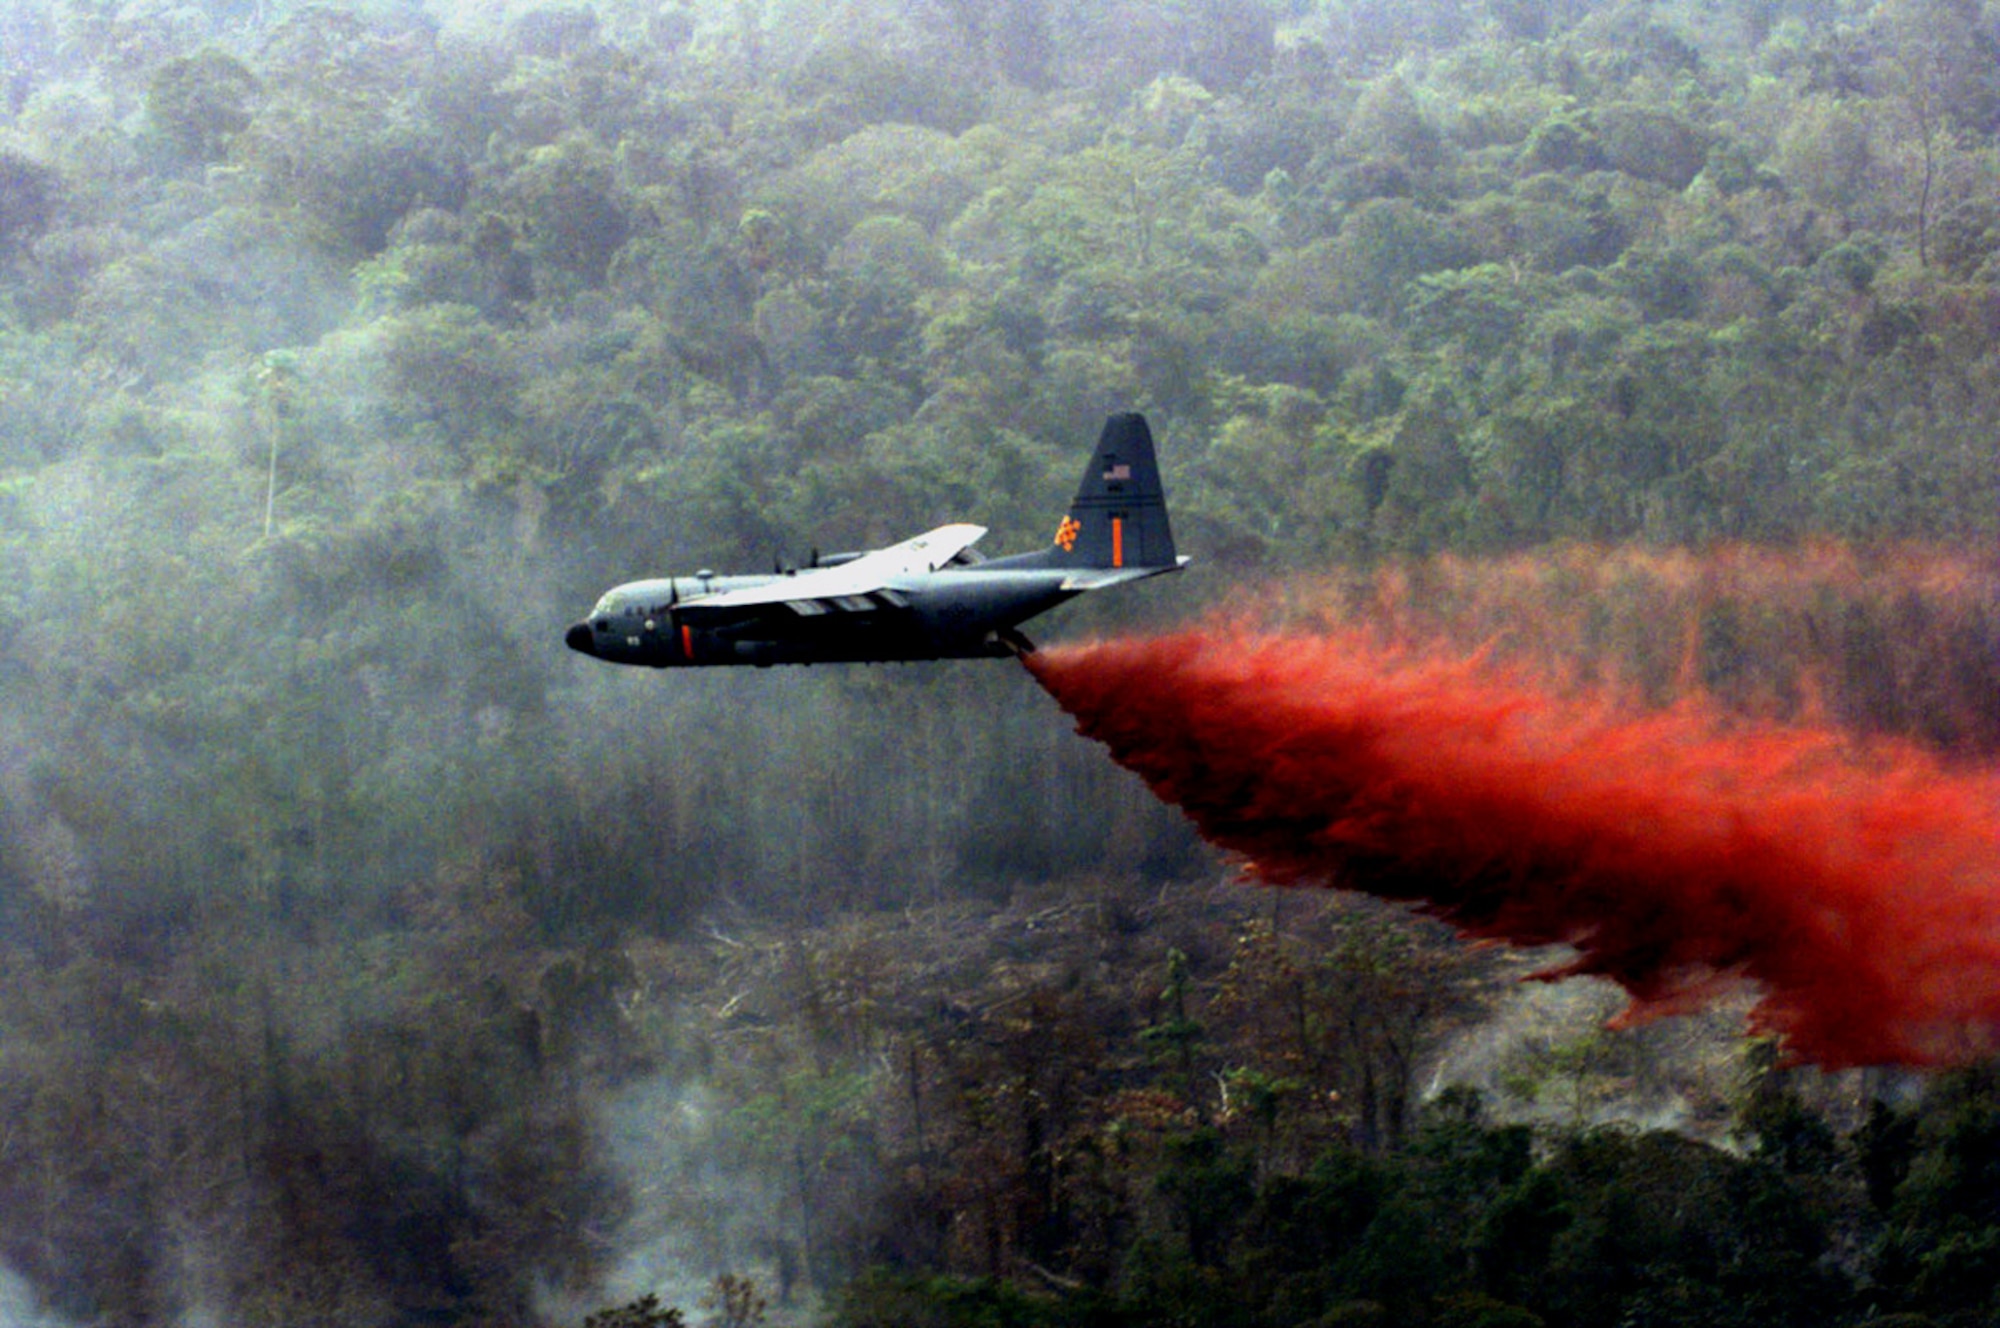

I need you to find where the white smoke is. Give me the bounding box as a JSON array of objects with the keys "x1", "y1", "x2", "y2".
[
  {"x1": 0, "y1": 1268, "x2": 70, "y2": 1328},
  {"x1": 1427, "y1": 963, "x2": 1759, "y2": 1139},
  {"x1": 562, "y1": 1074, "x2": 801, "y2": 1321}
]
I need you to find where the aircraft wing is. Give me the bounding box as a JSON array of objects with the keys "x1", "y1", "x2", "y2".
[{"x1": 675, "y1": 524, "x2": 987, "y2": 623}]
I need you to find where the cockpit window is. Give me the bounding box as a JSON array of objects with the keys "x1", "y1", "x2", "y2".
[{"x1": 591, "y1": 591, "x2": 621, "y2": 617}]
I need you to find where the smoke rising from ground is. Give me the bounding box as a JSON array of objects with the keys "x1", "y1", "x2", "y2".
[
  {"x1": 1026, "y1": 621, "x2": 2000, "y2": 1068},
  {"x1": 0, "y1": 1269, "x2": 71, "y2": 1328}
]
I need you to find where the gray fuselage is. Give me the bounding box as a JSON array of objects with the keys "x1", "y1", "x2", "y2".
[{"x1": 566, "y1": 558, "x2": 1077, "y2": 667}]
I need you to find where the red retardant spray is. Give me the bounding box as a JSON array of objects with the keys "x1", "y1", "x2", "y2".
[{"x1": 1027, "y1": 627, "x2": 2000, "y2": 1069}]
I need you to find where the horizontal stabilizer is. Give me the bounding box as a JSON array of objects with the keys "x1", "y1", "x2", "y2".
[{"x1": 1059, "y1": 557, "x2": 1192, "y2": 592}]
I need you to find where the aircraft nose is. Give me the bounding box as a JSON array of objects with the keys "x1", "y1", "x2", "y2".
[{"x1": 564, "y1": 622, "x2": 597, "y2": 657}]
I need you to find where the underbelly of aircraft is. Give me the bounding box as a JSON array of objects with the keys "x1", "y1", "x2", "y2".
[{"x1": 660, "y1": 628, "x2": 1028, "y2": 667}]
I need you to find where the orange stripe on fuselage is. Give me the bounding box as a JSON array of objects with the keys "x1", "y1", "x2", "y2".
[
  {"x1": 681, "y1": 624, "x2": 694, "y2": 660},
  {"x1": 1112, "y1": 517, "x2": 1124, "y2": 568}
]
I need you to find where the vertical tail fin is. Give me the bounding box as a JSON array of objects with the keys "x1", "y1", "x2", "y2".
[{"x1": 1046, "y1": 412, "x2": 1179, "y2": 570}]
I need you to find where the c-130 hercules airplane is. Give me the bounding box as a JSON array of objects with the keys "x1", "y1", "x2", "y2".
[{"x1": 565, "y1": 412, "x2": 1187, "y2": 667}]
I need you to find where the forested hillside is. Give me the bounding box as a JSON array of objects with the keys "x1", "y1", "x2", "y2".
[{"x1": 3, "y1": 0, "x2": 2000, "y2": 1325}]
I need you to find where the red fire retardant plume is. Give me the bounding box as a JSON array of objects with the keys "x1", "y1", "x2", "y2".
[{"x1": 1026, "y1": 628, "x2": 2000, "y2": 1068}]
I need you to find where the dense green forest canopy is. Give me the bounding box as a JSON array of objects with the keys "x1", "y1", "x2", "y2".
[
  {"x1": 6, "y1": 0, "x2": 2000, "y2": 920},
  {"x1": 5, "y1": 0, "x2": 2000, "y2": 1325}
]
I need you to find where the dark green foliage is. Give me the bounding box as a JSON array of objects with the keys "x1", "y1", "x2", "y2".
[
  {"x1": 1870, "y1": 1066, "x2": 2000, "y2": 1321},
  {"x1": 823, "y1": 1069, "x2": 1992, "y2": 1328},
  {"x1": 1750, "y1": 1096, "x2": 1841, "y2": 1175},
  {"x1": 1473, "y1": 1167, "x2": 1573, "y2": 1306},
  {"x1": 834, "y1": 1271, "x2": 1069, "y2": 1328},
  {"x1": 584, "y1": 1293, "x2": 688, "y2": 1328},
  {"x1": 784, "y1": 44, "x2": 984, "y2": 137},
  {"x1": 1857, "y1": 1098, "x2": 1921, "y2": 1212},
  {"x1": 1591, "y1": 105, "x2": 1710, "y2": 188},
  {"x1": 1156, "y1": 1129, "x2": 1255, "y2": 1265},
  {"x1": 145, "y1": 48, "x2": 259, "y2": 164},
  {"x1": 0, "y1": 150, "x2": 58, "y2": 253},
  {"x1": 1522, "y1": 112, "x2": 1606, "y2": 174},
  {"x1": 1531, "y1": 1129, "x2": 1846, "y2": 1328},
  {"x1": 1241, "y1": 1147, "x2": 1392, "y2": 1279},
  {"x1": 1431, "y1": 1293, "x2": 1546, "y2": 1328},
  {"x1": 1334, "y1": 200, "x2": 1480, "y2": 315},
  {"x1": 489, "y1": 135, "x2": 631, "y2": 293}
]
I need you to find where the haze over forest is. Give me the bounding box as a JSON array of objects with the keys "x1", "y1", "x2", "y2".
[{"x1": 5, "y1": 0, "x2": 2000, "y2": 1325}]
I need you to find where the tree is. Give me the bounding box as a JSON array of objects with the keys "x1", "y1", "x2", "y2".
[
  {"x1": 376, "y1": 303, "x2": 522, "y2": 460},
  {"x1": 1342, "y1": 74, "x2": 1444, "y2": 173},
  {"x1": 489, "y1": 135, "x2": 630, "y2": 295},
  {"x1": 1874, "y1": 1065, "x2": 2000, "y2": 1320},
  {"x1": 145, "y1": 48, "x2": 258, "y2": 164},
  {"x1": 1141, "y1": 948, "x2": 1208, "y2": 1118},
  {"x1": 1155, "y1": 1128, "x2": 1253, "y2": 1266},
  {"x1": 1871, "y1": 0, "x2": 1993, "y2": 267},
  {"x1": 1592, "y1": 104, "x2": 1711, "y2": 189},
  {"x1": 1334, "y1": 200, "x2": 1478, "y2": 317},
  {"x1": 0, "y1": 150, "x2": 59, "y2": 255},
  {"x1": 584, "y1": 1294, "x2": 688, "y2": 1328}
]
